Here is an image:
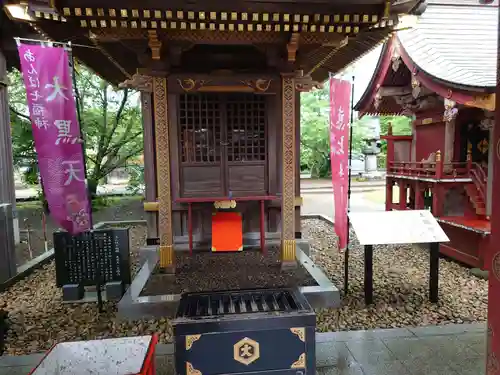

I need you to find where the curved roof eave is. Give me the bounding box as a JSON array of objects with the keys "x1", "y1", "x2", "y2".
[
  {"x1": 353, "y1": 37, "x2": 394, "y2": 113},
  {"x1": 395, "y1": 1, "x2": 498, "y2": 90},
  {"x1": 395, "y1": 37, "x2": 488, "y2": 105},
  {"x1": 396, "y1": 36, "x2": 495, "y2": 94}
]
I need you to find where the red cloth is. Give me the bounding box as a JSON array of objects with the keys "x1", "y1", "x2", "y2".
[{"x1": 329, "y1": 78, "x2": 351, "y2": 251}]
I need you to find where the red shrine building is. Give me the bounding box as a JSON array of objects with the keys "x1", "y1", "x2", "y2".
[{"x1": 355, "y1": 0, "x2": 498, "y2": 269}]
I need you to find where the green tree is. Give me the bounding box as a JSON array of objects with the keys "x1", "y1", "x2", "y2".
[
  {"x1": 299, "y1": 83, "x2": 370, "y2": 178},
  {"x1": 7, "y1": 65, "x2": 143, "y2": 197},
  {"x1": 75, "y1": 66, "x2": 143, "y2": 195},
  {"x1": 380, "y1": 115, "x2": 412, "y2": 135},
  {"x1": 379, "y1": 115, "x2": 412, "y2": 153}
]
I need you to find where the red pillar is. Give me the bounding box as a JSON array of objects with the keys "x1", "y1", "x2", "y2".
[
  {"x1": 398, "y1": 182, "x2": 407, "y2": 210},
  {"x1": 414, "y1": 181, "x2": 423, "y2": 209},
  {"x1": 486, "y1": 8, "x2": 500, "y2": 373},
  {"x1": 432, "y1": 184, "x2": 443, "y2": 217},
  {"x1": 385, "y1": 178, "x2": 393, "y2": 211},
  {"x1": 386, "y1": 123, "x2": 395, "y2": 174}
]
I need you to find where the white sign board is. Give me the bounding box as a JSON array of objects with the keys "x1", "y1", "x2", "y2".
[{"x1": 348, "y1": 210, "x2": 449, "y2": 246}]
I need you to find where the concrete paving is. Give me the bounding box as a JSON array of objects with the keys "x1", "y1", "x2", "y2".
[
  {"x1": 302, "y1": 191, "x2": 385, "y2": 219},
  {"x1": 14, "y1": 178, "x2": 386, "y2": 200},
  {"x1": 0, "y1": 323, "x2": 485, "y2": 374}
]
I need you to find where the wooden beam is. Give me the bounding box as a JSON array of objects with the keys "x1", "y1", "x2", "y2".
[
  {"x1": 378, "y1": 86, "x2": 412, "y2": 97},
  {"x1": 147, "y1": 30, "x2": 162, "y2": 60},
  {"x1": 55, "y1": 1, "x2": 383, "y2": 16},
  {"x1": 287, "y1": 32, "x2": 300, "y2": 62}
]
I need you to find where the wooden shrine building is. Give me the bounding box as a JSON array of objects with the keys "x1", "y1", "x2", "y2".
[
  {"x1": 1, "y1": 0, "x2": 425, "y2": 271},
  {"x1": 355, "y1": 0, "x2": 498, "y2": 269}
]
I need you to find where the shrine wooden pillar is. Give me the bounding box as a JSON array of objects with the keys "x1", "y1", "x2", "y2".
[
  {"x1": 281, "y1": 74, "x2": 297, "y2": 267},
  {"x1": 385, "y1": 178, "x2": 393, "y2": 211},
  {"x1": 0, "y1": 48, "x2": 18, "y2": 248},
  {"x1": 153, "y1": 77, "x2": 174, "y2": 271},
  {"x1": 398, "y1": 182, "x2": 407, "y2": 210},
  {"x1": 141, "y1": 90, "x2": 158, "y2": 239},
  {"x1": 414, "y1": 181, "x2": 424, "y2": 209},
  {"x1": 486, "y1": 7, "x2": 500, "y2": 373},
  {"x1": 295, "y1": 93, "x2": 302, "y2": 238}
]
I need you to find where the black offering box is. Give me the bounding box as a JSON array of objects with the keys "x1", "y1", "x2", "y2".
[
  {"x1": 53, "y1": 228, "x2": 131, "y2": 302},
  {"x1": 173, "y1": 288, "x2": 316, "y2": 375}
]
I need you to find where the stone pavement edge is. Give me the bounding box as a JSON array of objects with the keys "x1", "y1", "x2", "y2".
[{"x1": 0, "y1": 323, "x2": 486, "y2": 375}]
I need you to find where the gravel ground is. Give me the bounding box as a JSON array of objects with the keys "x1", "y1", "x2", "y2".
[
  {"x1": 302, "y1": 219, "x2": 488, "y2": 331},
  {"x1": 1, "y1": 224, "x2": 162, "y2": 356},
  {"x1": 0, "y1": 217, "x2": 488, "y2": 355},
  {"x1": 141, "y1": 247, "x2": 317, "y2": 295},
  {"x1": 15, "y1": 197, "x2": 144, "y2": 267}
]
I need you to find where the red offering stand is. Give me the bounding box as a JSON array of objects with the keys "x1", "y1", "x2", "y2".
[{"x1": 29, "y1": 335, "x2": 158, "y2": 375}]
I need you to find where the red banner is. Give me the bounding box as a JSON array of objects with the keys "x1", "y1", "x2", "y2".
[
  {"x1": 18, "y1": 44, "x2": 91, "y2": 235},
  {"x1": 329, "y1": 78, "x2": 351, "y2": 251}
]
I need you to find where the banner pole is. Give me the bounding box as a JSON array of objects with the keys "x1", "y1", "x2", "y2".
[
  {"x1": 68, "y1": 43, "x2": 93, "y2": 228},
  {"x1": 68, "y1": 44, "x2": 102, "y2": 312},
  {"x1": 344, "y1": 75, "x2": 355, "y2": 296}
]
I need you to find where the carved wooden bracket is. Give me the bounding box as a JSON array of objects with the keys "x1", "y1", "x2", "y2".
[
  {"x1": 287, "y1": 33, "x2": 300, "y2": 62},
  {"x1": 147, "y1": 30, "x2": 162, "y2": 60},
  {"x1": 394, "y1": 93, "x2": 440, "y2": 115},
  {"x1": 411, "y1": 77, "x2": 421, "y2": 98},
  {"x1": 171, "y1": 75, "x2": 278, "y2": 94},
  {"x1": 119, "y1": 73, "x2": 153, "y2": 92},
  {"x1": 177, "y1": 78, "x2": 211, "y2": 92},
  {"x1": 241, "y1": 79, "x2": 273, "y2": 93},
  {"x1": 295, "y1": 72, "x2": 322, "y2": 92},
  {"x1": 374, "y1": 89, "x2": 382, "y2": 110},
  {"x1": 443, "y1": 98, "x2": 458, "y2": 122},
  {"x1": 391, "y1": 45, "x2": 401, "y2": 72},
  {"x1": 480, "y1": 117, "x2": 494, "y2": 131}
]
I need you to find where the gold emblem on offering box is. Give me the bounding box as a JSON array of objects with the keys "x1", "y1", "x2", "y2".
[
  {"x1": 291, "y1": 353, "x2": 306, "y2": 368},
  {"x1": 185, "y1": 334, "x2": 201, "y2": 350},
  {"x1": 290, "y1": 327, "x2": 305, "y2": 342},
  {"x1": 186, "y1": 362, "x2": 202, "y2": 375},
  {"x1": 234, "y1": 337, "x2": 260, "y2": 365}
]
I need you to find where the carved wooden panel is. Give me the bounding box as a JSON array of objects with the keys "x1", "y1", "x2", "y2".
[
  {"x1": 228, "y1": 165, "x2": 266, "y2": 194},
  {"x1": 153, "y1": 76, "x2": 174, "y2": 268},
  {"x1": 281, "y1": 75, "x2": 296, "y2": 262},
  {"x1": 182, "y1": 166, "x2": 223, "y2": 197}
]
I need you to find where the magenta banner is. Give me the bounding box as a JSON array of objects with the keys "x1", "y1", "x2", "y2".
[
  {"x1": 18, "y1": 44, "x2": 91, "y2": 234},
  {"x1": 329, "y1": 77, "x2": 351, "y2": 251}
]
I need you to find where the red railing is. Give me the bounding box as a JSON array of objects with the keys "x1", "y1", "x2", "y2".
[
  {"x1": 388, "y1": 160, "x2": 470, "y2": 179},
  {"x1": 470, "y1": 163, "x2": 487, "y2": 203}
]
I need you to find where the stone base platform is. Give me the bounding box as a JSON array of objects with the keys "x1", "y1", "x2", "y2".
[{"x1": 117, "y1": 245, "x2": 340, "y2": 320}]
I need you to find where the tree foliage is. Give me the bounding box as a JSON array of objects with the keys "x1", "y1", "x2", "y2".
[
  {"x1": 300, "y1": 83, "x2": 370, "y2": 178},
  {"x1": 7, "y1": 65, "x2": 143, "y2": 195},
  {"x1": 300, "y1": 83, "x2": 412, "y2": 178}
]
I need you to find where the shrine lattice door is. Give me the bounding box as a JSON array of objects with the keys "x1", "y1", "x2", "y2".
[{"x1": 179, "y1": 93, "x2": 268, "y2": 198}]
